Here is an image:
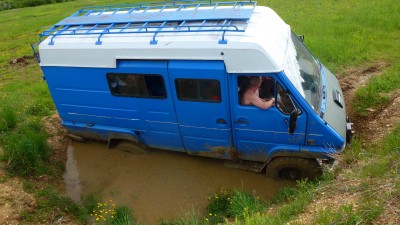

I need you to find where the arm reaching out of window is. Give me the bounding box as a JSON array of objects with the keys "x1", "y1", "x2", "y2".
[{"x1": 241, "y1": 76, "x2": 275, "y2": 110}]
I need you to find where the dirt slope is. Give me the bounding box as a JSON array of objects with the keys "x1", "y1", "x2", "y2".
[
  {"x1": 339, "y1": 61, "x2": 400, "y2": 143},
  {"x1": 289, "y1": 61, "x2": 400, "y2": 224},
  {"x1": 0, "y1": 114, "x2": 69, "y2": 224}
]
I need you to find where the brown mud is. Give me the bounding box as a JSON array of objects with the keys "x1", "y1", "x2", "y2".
[
  {"x1": 64, "y1": 141, "x2": 294, "y2": 225},
  {"x1": 338, "y1": 61, "x2": 400, "y2": 143},
  {"x1": 9, "y1": 55, "x2": 35, "y2": 66},
  {"x1": 0, "y1": 174, "x2": 36, "y2": 225}
]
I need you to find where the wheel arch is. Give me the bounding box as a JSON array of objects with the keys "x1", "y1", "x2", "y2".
[{"x1": 107, "y1": 132, "x2": 146, "y2": 148}]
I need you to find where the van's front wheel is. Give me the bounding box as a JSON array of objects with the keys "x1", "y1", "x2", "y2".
[{"x1": 265, "y1": 157, "x2": 322, "y2": 180}]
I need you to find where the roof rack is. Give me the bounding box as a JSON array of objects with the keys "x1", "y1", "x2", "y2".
[{"x1": 39, "y1": 1, "x2": 256, "y2": 45}]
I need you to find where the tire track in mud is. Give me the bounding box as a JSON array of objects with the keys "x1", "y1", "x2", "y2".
[{"x1": 339, "y1": 61, "x2": 400, "y2": 143}]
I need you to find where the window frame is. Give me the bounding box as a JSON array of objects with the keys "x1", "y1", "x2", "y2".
[
  {"x1": 238, "y1": 75, "x2": 276, "y2": 106},
  {"x1": 106, "y1": 73, "x2": 167, "y2": 99},
  {"x1": 276, "y1": 82, "x2": 302, "y2": 115},
  {"x1": 175, "y1": 78, "x2": 222, "y2": 103}
]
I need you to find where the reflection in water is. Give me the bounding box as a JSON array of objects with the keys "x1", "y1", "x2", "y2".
[
  {"x1": 63, "y1": 145, "x2": 81, "y2": 202},
  {"x1": 64, "y1": 141, "x2": 294, "y2": 225}
]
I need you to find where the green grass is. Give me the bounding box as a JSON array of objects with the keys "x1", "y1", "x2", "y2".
[
  {"x1": 0, "y1": 0, "x2": 74, "y2": 11},
  {"x1": 0, "y1": 0, "x2": 399, "y2": 224},
  {"x1": 204, "y1": 189, "x2": 266, "y2": 224},
  {"x1": 353, "y1": 65, "x2": 400, "y2": 117},
  {"x1": 21, "y1": 186, "x2": 83, "y2": 223},
  {"x1": 262, "y1": 0, "x2": 400, "y2": 71},
  {"x1": 111, "y1": 206, "x2": 137, "y2": 225},
  {"x1": 1, "y1": 121, "x2": 50, "y2": 176},
  {"x1": 314, "y1": 204, "x2": 362, "y2": 224},
  {"x1": 159, "y1": 208, "x2": 204, "y2": 225},
  {"x1": 0, "y1": 104, "x2": 17, "y2": 131}
]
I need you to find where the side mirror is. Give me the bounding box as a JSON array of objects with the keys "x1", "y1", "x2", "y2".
[{"x1": 289, "y1": 109, "x2": 298, "y2": 135}]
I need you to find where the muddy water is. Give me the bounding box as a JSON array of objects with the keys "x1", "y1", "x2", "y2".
[{"x1": 64, "y1": 141, "x2": 294, "y2": 224}]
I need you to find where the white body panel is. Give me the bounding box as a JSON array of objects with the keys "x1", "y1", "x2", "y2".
[{"x1": 39, "y1": 6, "x2": 291, "y2": 73}]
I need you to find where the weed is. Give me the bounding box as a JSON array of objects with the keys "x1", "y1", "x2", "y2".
[
  {"x1": 78, "y1": 194, "x2": 100, "y2": 222},
  {"x1": 271, "y1": 187, "x2": 297, "y2": 204},
  {"x1": 21, "y1": 187, "x2": 83, "y2": 222},
  {"x1": 353, "y1": 65, "x2": 400, "y2": 117},
  {"x1": 0, "y1": 0, "x2": 74, "y2": 11},
  {"x1": 159, "y1": 208, "x2": 203, "y2": 225},
  {"x1": 22, "y1": 180, "x2": 37, "y2": 193},
  {"x1": 205, "y1": 189, "x2": 266, "y2": 224},
  {"x1": 358, "y1": 197, "x2": 384, "y2": 223},
  {"x1": 90, "y1": 199, "x2": 137, "y2": 225},
  {"x1": 2, "y1": 127, "x2": 50, "y2": 176},
  {"x1": 342, "y1": 137, "x2": 364, "y2": 165},
  {"x1": 314, "y1": 204, "x2": 362, "y2": 224},
  {"x1": 205, "y1": 189, "x2": 231, "y2": 224},
  {"x1": 238, "y1": 180, "x2": 318, "y2": 224},
  {"x1": 91, "y1": 199, "x2": 117, "y2": 222},
  {"x1": 228, "y1": 191, "x2": 265, "y2": 219},
  {"x1": 112, "y1": 206, "x2": 136, "y2": 225},
  {"x1": 0, "y1": 0, "x2": 399, "y2": 224},
  {"x1": 0, "y1": 105, "x2": 17, "y2": 131}
]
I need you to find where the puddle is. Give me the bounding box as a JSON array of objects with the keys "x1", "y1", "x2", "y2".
[{"x1": 64, "y1": 141, "x2": 294, "y2": 224}]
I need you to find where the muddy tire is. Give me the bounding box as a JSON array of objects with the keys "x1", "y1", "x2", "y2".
[
  {"x1": 265, "y1": 157, "x2": 322, "y2": 180},
  {"x1": 114, "y1": 140, "x2": 149, "y2": 154}
]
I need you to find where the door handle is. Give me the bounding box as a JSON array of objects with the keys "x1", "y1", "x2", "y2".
[
  {"x1": 216, "y1": 118, "x2": 227, "y2": 124},
  {"x1": 235, "y1": 117, "x2": 249, "y2": 125}
]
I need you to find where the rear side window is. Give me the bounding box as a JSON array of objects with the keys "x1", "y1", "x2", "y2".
[
  {"x1": 107, "y1": 73, "x2": 166, "y2": 98},
  {"x1": 175, "y1": 79, "x2": 221, "y2": 102}
]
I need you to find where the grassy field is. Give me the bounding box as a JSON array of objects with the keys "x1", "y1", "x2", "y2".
[{"x1": 0, "y1": 0, "x2": 399, "y2": 224}]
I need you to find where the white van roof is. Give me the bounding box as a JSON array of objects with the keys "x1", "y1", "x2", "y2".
[{"x1": 38, "y1": 1, "x2": 290, "y2": 73}]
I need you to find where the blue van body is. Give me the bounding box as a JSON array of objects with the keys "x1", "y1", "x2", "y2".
[
  {"x1": 42, "y1": 60, "x2": 344, "y2": 160},
  {"x1": 34, "y1": 1, "x2": 352, "y2": 179}
]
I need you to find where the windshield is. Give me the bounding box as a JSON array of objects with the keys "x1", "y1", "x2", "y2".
[{"x1": 284, "y1": 32, "x2": 322, "y2": 114}]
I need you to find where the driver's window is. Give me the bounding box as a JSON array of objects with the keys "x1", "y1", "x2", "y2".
[
  {"x1": 276, "y1": 83, "x2": 300, "y2": 114},
  {"x1": 238, "y1": 76, "x2": 275, "y2": 105}
]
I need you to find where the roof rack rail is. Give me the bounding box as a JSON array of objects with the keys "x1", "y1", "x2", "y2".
[{"x1": 39, "y1": 1, "x2": 257, "y2": 45}]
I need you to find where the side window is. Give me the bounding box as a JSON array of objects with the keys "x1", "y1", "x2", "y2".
[
  {"x1": 276, "y1": 83, "x2": 300, "y2": 114},
  {"x1": 238, "y1": 76, "x2": 275, "y2": 105},
  {"x1": 175, "y1": 79, "x2": 221, "y2": 102},
  {"x1": 106, "y1": 73, "x2": 166, "y2": 98}
]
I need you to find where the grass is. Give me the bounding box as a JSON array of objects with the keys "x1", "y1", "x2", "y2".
[
  {"x1": 353, "y1": 65, "x2": 400, "y2": 117},
  {"x1": 205, "y1": 189, "x2": 266, "y2": 224},
  {"x1": 21, "y1": 184, "x2": 85, "y2": 223},
  {"x1": 159, "y1": 189, "x2": 266, "y2": 225},
  {"x1": 228, "y1": 124, "x2": 400, "y2": 225},
  {"x1": 0, "y1": 0, "x2": 73, "y2": 11},
  {"x1": 20, "y1": 182, "x2": 137, "y2": 224},
  {"x1": 1, "y1": 120, "x2": 50, "y2": 176},
  {"x1": 0, "y1": 0, "x2": 399, "y2": 224},
  {"x1": 314, "y1": 204, "x2": 362, "y2": 224},
  {"x1": 0, "y1": 104, "x2": 17, "y2": 131}
]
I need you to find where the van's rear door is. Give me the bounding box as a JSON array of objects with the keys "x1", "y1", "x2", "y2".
[{"x1": 168, "y1": 61, "x2": 232, "y2": 157}]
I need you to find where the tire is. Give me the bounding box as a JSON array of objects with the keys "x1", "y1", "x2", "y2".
[
  {"x1": 114, "y1": 140, "x2": 149, "y2": 154},
  {"x1": 265, "y1": 157, "x2": 322, "y2": 180}
]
